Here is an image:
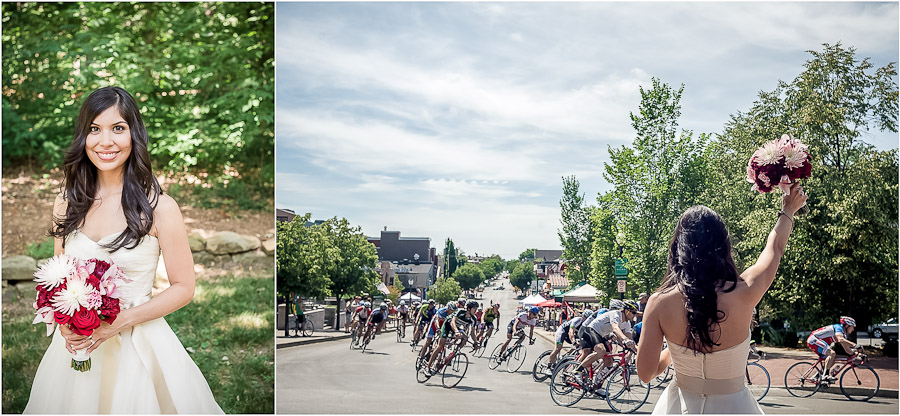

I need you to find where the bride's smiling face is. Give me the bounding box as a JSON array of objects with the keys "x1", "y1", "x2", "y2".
[{"x1": 85, "y1": 106, "x2": 132, "y2": 173}]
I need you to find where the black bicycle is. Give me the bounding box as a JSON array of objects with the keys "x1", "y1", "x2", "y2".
[{"x1": 289, "y1": 314, "x2": 314, "y2": 337}]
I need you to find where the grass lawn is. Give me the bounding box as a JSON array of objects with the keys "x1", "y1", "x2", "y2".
[{"x1": 2, "y1": 269, "x2": 274, "y2": 414}]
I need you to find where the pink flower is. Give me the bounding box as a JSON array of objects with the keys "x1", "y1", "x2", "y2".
[
  {"x1": 757, "y1": 172, "x2": 771, "y2": 186},
  {"x1": 755, "y1": 141, "x2": 783, "y2": 165},
  {"x1": 746, "y1": 163, "x2": 757, "y2": 183}
]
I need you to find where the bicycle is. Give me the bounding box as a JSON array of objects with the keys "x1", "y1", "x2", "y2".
[
  {"x1": 746, "y1": 343, "x2": 770, "y2": 402},
  {"x1": 533, "y1": 344, "x2": 581, "y2": 382},
  {"x1": 288, "y1": 314, "x2": 314, "y2": 337},
  {"x1": 349, "y1": 323, "x2": 361, "y2": 349},
  {"x1": 396, "y1": 318, "x2": 407, "y2": 343},
  {"x1": 549, "y1": 345, "x2": 650, "y2": 413},
  {"x1": 416, "y1": 333, "x2": 470, "y2": 388},
  {"x1": 784, "y1": 346, "x2": 879, "y2": 401},
  {"x1": 488, "y1": 334, "x2": 533, "y2": 373}
]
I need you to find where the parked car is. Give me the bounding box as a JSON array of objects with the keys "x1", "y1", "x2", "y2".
[{"x1": 868, "y1": 317, "x2": 898, "y2": 339}]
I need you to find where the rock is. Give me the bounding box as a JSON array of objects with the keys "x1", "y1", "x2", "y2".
[
  {"x1": 16, "y1": 281, "x2": 38, "y2": 293},
  {"x1": 192, "y1": 251, "x2": 229, "y2": 267},
  {"x1": 37, "y1": 258, "x2": 51, "y2": 268},
  {"x1": 205, "y1": 231, "x2": 260, "y2": 255},
  {"x1": 2, "y1": 255, "x2": 37, "y2": 281},
  {"x1": 188, "y1": 233, "x2": 206, "y2": 252},
  {"x1": 232, "y1": 251, "x2": 273, "y2": 267},
  {"x1": 262, "y1": 238, "x2": 275, "y2": 256}
]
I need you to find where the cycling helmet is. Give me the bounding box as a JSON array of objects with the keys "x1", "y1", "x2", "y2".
[
  {"x1": 530, "y1": 306, "x2": 540, "y2": 314},
  {"x1": 428, "y1": 299, "x2": 435, "y2": 305},
  {"x1": 840, "y1": 316, "x2": 856, "y2": 327},
  {"x1": 582, "y1": 309, "x2": 595, "y2": 319},
  {"x1": 609, "y1": 299, "x2": 624, "y2": 310},
  {"x1": 448, "y1": 303, "x2": 459, "y2": 312},
  {"x1": 379, "y1": 303, "x2": 388, "y2": 310},
  {"x1": 622, "y1": 300, "x2": 640, "y2": 313},
  {"x1": 363, "y1": 301, "x2": 371, "y2": 307},
  {"x1": 399, "y1": 300, "x2": 406, "y2": 306},
  {"x1": 493, "y1": 302, "x2": 500, "y2": 307},
  {"x1": 466, "y1": 301, "x2": 479, "y2": 310},
  {"x1": 457, "y1": 299, "x2": 466, "y2": 307}
]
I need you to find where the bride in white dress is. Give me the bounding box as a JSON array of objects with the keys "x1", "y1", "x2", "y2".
[
  {"x1": 24, "y1": 87, "x2": 223, "y2": 414},
  {"x1": 636, "y1": 186, "x2": 807, "y2": 414}
]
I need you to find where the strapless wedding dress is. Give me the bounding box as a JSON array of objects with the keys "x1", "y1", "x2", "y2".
[
  {"x1": 24, "y1": 230, "x2": 223, "y2": 414},
  {"x1": 653, "y1": 335, "x2": 762, "y2": 414}
]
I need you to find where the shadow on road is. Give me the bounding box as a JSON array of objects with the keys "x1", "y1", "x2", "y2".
[
  {"x1": 759, "y1": 402, "x2": 795, "y2": 409},
  {"x1": 452, "y1": 385, "x2": 492, "y2": 392},
  {"x1": 361, "y1": 351, "x2": 390, "y2": 356}
]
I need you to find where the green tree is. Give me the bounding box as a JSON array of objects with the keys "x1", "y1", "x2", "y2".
[
  {"x1": 589, "y1": 194, "x2": 620, "y2": 298},
  {"x1": 480, "y1": 257, "x2": 503, "y2": 280},
  {"x1": 453, "y1": 263, "x2": 485, "y2": 293},
  {"x1": 704, "y1": 44, "x2": 898, "y2": 331},
  {"x1": 319, "y1": 217, "x2": 380, "y2": 323},
  {"x1": 505, "y1": 259, "x2": 520, "y2": 272},
  {"x1": 276, "y1": 213, "x2": 330, "y2": 300},
  {"x1": 428, "y1": 276, "x2": 462, "y2": 305},
  {"x1": 387, "y1": 279, "x2": 405, "y2": 304},
  {"x1": 518, "y1": 248, "x2": 536, "y2": 262},
  {"x1": 444, "y1": 238, "x2": 458, "y2": 278},
  {"x1": 601, "y1": 77, "x2": 709, "y2": 295},
  {"x1": 558, "y1": 175, "x2": 594, "y2": 286},
  {"x1": 509, "y1": 263, "x2": 537, "y2": 295}
]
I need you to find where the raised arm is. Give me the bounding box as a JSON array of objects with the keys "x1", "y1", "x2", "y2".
[
  {"x1": 87, "y1": 194, "x2": 195, "y2": 353},
  {"x1": 740, "y1": 183, "x2": 807, "y2": 305}
]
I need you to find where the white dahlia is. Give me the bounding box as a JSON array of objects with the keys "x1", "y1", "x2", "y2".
[
  {"x1": 33, "y1": 254, "x2": 78, "y2": 290},
  {"x1": 52, "y1": 280, "x2": 95, "y2": 316}
]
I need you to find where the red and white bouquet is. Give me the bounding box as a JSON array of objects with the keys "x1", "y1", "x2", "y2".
[
  {"x1": 746, "y1": 134, "x2": 811, "y2": 194},
  {"x1": 32, "y1": 254, "x2": 128, "y2": 371}
]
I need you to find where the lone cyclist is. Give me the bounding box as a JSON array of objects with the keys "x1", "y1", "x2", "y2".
[{"x1": 806, "y1": 316, "x2": 861, "y2": 382}]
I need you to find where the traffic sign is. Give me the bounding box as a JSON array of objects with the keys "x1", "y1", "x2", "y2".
[
  {"x1": 616, "y1": 279, "x2": 627, "y2": 293},
  {"x1": 614, "y1": 258, "x2": 628, "y2": 276}
]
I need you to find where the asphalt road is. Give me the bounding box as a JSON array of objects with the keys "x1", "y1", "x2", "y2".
[{"x1": 277, "y1": 279, "x2": 898, "y2": 414}]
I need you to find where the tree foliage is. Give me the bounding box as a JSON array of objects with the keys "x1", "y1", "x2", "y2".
[
  {"x1": 559, "y1": 175, "x2": 594, "y2": 286},
  {"x1": 518, "y1": 248, "x2": 536, "y2": 262},
  {"x1": 479, "y1": 257, "x2": 503, "y2": 279},
  {"x1": 509, "y1": 262, "x2": 537, "y2": 294},
  {"x1": 2, "y1": 2, "x2": 274, "y2": 190},
  {"x1": 453, "y1": 263, "x2": 485, "y2": 292},
  {"x1": 428, "y1": 276, "x2": 462, "y2": 305}
]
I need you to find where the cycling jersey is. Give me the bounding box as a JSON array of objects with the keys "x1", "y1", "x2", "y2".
[
  {"x1": 512, "y1": 311, "x2": 537, "y2": 330},
  {"x1": 419, "y1": 305, "x2": 436, "y2": 321},
  {"x1": 484, "y1": 308, "x2": 499, "y2": 324},
  {"x1": 555, "y1": 317, "x2": 582, "y2": 344},
  {"x1": 475, "y1": 310, "x2": 483, "y2": 321},
  {"x1": 355, "y1": 306, "x2": 370, "y2": 320},
  {"x1": 633, "y1": 321, "x2": 643, "y2": 344},
  {"x1": 442, "y1": 309, "x2": 476, "y2": 338},
  {"x1": 807, "y1": 323, "x2": 844, "y2": 356},
  {"x1": 397, "y1": 305, "x2": 409, "y2": 315},
  {"x1": 369, "y1": 309, "x2": 385, "y2": 324},
  {"x1": 586, "y1": 309, "x2": 632, "y2": 338}
]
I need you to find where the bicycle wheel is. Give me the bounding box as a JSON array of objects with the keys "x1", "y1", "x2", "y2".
[
  {"x1": 397, "y1": 326, "x2": 403, "y2": 343},
  {"x1": 416, "y1": 365, "x2": 431, "y2": 383},
  {"x1": 653, "y1": 364, "x2": 673, "y2": 388},
  {"x1": 507, "y1": 345, "x2": 527, "y2": 373},
  {"x1": 287, "y1": 317, "x2": 299, "y2": 337},
  {"x1": 350, "y1": 329, "x2": 358, "y2": 349},
  {"x1": 360, "y1": 332, "x2": 370, "y2": 353},
  {"x1": 549, "y1": 359, "x2": 586, "y2": 407},
  {"x1": 745, "y1": 362, "x2": 770, "y2": 402},
  {"x1": 839, "y1": 364, "x2": 880, "y2": 401},
  {"x1": 532, "y1": 350, "x2": 552, "y2": 382},
  {"x1": 784, "y1": 361, "x2": 821, "y2": 398},
  {"x1": 302, "y1": 320, "x2": 314, "y2": 337},
  {"x1": 488, "y1": 344, "x2": 504, "y2": 370},
  {"x1": 605, "y1": 366, "x2": 651, "y2": 414},
  {"x1": 442, "y1": 353, "x2": 469, "y2": 388},
  {"x1": 474, "y1": 338, "x2": 489, "y2": 358}
]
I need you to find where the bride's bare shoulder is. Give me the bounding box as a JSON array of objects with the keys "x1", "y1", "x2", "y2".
[
  {"x1": 53, "y1": 193, "x2": 67, "y2": 216},
  {"x1": 150, "y1": 194, "x2": 185, "y2": 236}
]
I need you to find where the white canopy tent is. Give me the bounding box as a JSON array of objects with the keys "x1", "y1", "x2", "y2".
[
  {"x1": 520, "y1": 294, "x2": 548, "y2": 306},
  {"x1": 561, "y1": 284, "x2": 605, "y2": 303},
  {"x1": 399, "y1": 292, "x2": 422, "y2": 302}
]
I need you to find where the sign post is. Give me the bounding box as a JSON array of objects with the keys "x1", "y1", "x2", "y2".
[{"x1": 615, "y1": 258, "x2": 628, "y2": 299}]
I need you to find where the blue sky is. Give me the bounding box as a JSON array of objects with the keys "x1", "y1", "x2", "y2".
[{"x1": 276, "y1": 2, "x2": 899, "y2": 260}]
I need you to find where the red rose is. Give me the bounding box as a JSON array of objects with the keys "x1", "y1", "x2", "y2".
[
  {"x1": 86, "y1": 275, "x2": 101, "y2": 290},
  {"x1": 91, "y1": 260, "x2": 110, "y2": 278},
  {"x1": 35, "y1": 288, "x2": 53, "y2": 309},
  {"x1": 69, "y1": 308, "x2": 101, "y2": 336},
  {"x1": 54, "y1": 311, "x2": 72, "y2": 325}
]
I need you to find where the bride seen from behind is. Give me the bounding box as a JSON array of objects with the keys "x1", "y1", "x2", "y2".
[
  {"x1": 24, "y1": 86, "x2": 223, "y2": 414},
  {"x1": 636, "y1": 184, "x2": 807, "y2": 414}
]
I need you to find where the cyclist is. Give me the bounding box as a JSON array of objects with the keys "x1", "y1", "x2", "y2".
[
  {"x1": 578, "y1": 299, "x2": 639, "y2": 391},
  {"x1": 498, "y1": 306, "x2": 539, "y2": 359},
  {"x1": 427, "y1": 301, "x2": 479, "y2": 374},
  {"x1": 351, "y1": 301, "x2": 371, "y2": 340},
  {"x1": 546, "y1": 309, "x2": 592, "y2": 375},
  {"x1": 362, "y1": 303, "x2": 388, "y2": 344},
  {"x1": 397, "y1": 300, "x2": 410, "y2": 328},
  {"x1": 413, "y1": 300, "x2": 437, "y2": 344},
  {"x1": 418, "y1": 303, "x2": 453, "y2": 363},
  {"x1": 806, "y1": 316, "x2": 861, "y2": 382},
  {"x1": 477, "y1": 302, "x2": 501, "y2": 347}
]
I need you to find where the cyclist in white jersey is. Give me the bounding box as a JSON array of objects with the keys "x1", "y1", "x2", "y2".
[
  {"x1": 498, "y1": 306, "x2": 538, "y2": 357},
  {"x1": 579, "y1": 300, "x2": 639, "y2": 386}
]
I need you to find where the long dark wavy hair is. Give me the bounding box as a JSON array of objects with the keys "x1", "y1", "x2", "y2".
[
  {"x1": 656, "y1": 205, "x2": 740, "y2": 353},
  {"x1": 49, "y1": 86, "x2": 161, "y2": 252}
]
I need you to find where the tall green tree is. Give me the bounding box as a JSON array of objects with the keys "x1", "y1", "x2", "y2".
[
  {"x1": 453, "y1": 263, "x2": 485, "y2": 293},
  {"x1": 480, "y1": 257, "x2": 503, "y2": 279},
  {"x1": 509, "y1": 263, "x2": 537, "y2": 295},
  {"x1": 444, "y1": 238, "x2": 458, "y2": 278},
  {"x1": 428, "y1": 276, "x2": 462, "y2": 305},
  {"x1": 558, "y1": 175, "x2": 594, "y2": 286},
  {"x1": 319, "y1": 217, "x2": 380, "y2": 311},
  {"x1": 518, "y1": 248, "x2": 536, "y2": 262},
  {"x1": 276, "y1": 213, "x2": 330, "y2": 300},
  {"x1": 589, "y1": 194, "x2": 620, "y2": 297}
]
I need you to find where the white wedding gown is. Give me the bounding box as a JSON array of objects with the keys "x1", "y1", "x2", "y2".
[
  {"x1": 24, "y1": 230, "x2": 224, "y2": 414},
  {"x1": 653, "y1": 335, "x2": 763, "y2": 414}
]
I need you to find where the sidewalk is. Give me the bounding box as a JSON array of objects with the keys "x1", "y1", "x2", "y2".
[
  {"x1": 530, "y1": 326, "x2": 898, "y2": 398},
  {"x1": 276, "y1": 324, "x2": 403, "y2": 349}
]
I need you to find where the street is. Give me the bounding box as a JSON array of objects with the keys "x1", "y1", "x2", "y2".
[{"x1": 277, "y1": 280, "x2": 898, "y2": 414}]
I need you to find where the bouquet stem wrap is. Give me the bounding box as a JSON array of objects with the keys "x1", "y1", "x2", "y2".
[{"x1": 71, "y1": 348, "x2": 92, "y2": 372}]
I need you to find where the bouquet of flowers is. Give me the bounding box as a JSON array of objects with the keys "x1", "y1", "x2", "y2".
[
  {"x1": 32, "y1": 254, "x2": 128, "y2": 371},
  {"x1": 746, "y1": 134, "x2": 811, "y2": 214}
]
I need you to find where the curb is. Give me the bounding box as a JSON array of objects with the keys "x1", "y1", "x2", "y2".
[{"x1": 276, "y1": 327, "x2": 402, "y2": 349}]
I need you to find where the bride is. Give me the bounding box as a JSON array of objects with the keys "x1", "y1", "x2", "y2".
[
  {"x1": 24, "y1": 87, "x2": 223, "y2": 414},
  {"x1": 637, "y1": 186, "x2": 806, "y2": 414}
]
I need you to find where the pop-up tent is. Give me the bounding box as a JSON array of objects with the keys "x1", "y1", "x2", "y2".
[
  {"x1": 520, "y1": 294, "x2": 548, "y2": 306},
  {"x1": 536, "y1": 299, "x2": 562, "y2": 308},
  {"x1": 561, "y1": 283, "x2": 604, "y2": 302},
  {"x1": 399, "y1": 292, "x2": 422, "y2": 302}
]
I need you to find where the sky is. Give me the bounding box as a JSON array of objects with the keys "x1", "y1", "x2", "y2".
[{"x1": 275, "y1": 2, "x2": 899, "y2": 260}]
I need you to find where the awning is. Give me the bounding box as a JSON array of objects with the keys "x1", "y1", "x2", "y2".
[
  {"x1": 520, "y1": 294, "x2": 548, "y2": 306},
  {"x1": 536, "y1": 299, "x2": 562, "y2": 307},
  {"x1": 376, "y1": 282, "x2": 391, "y2": 296},
  {"x1": 399, "y1": 292, "x2": 422, "y2": 302},
  {"x1": 561, "y1": 283, "x2": 604, "y2": 302}
]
